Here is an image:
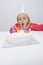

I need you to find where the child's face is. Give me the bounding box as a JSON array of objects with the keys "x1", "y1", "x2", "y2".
[{"x1": 17, "y1": 13, "x2": 30, "y2": 28}]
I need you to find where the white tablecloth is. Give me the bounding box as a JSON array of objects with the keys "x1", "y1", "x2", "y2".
[{"x1": 0, "y1": 31, "x2": 43, "y2": 65}]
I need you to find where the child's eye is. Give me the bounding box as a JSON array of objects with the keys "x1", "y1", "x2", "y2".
[{"x1": 23, "y1": 18, "x2": 26, "y2": 20}]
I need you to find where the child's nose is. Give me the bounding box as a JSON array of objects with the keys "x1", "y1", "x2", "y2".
[
  {"x1": 22, "y1": 21, "x2": 24, "y2": 22},
  {"x1": 21, "y1": 19, "x2": 24, "y2": 22}
]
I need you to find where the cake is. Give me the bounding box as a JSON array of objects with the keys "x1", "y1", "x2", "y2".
[{"x1": 7, "y1": 30, "x2": 32, "y2": 44}]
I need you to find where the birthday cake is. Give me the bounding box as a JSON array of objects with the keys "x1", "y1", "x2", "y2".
[{"x1": 7, "y1": 30, "x2": 32, "y2": 44}]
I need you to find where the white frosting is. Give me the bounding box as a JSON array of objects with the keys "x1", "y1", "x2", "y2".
[
  {"x1": 9, "y1": 30, "x2": 31, "y2": 37},
  {"x1": 7, "y1": 30, "x2": 32, "y2": 44}
]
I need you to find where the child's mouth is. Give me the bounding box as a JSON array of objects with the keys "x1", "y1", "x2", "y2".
[{"x1": 22, "y1": 23, "x2": 24, "y2": 25}]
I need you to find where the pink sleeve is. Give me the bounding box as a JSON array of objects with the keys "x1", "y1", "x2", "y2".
[
  {"x1": 9, "y1": 24, "x2": 17, "y2": 33},
  {"x1": 30, "y1": 23, "x2": 43, "y2": 31}
]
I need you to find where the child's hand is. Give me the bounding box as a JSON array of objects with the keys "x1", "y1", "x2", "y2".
[
  {"x1": 9, "y1": 27, "x2": 17, "y2": 34},
  {"x1": 9, "y1": 28, "x2": 13, "y2": 33},
  {"x1": 23, "y1": 27, "x2": 31, "y2": 33}
]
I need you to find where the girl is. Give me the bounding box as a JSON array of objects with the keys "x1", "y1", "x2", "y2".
[{"x1": 10, "y1": 13, "x2": 43, "y2": 33}]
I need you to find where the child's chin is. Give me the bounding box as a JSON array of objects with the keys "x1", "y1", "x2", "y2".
[{"x1": 22, "y1": 26, "x2": 24, "y2": 28}]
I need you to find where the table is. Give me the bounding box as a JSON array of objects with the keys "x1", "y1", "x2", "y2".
[{"x1": 0, "y1": 31, "x2": 43, "y2": 65}]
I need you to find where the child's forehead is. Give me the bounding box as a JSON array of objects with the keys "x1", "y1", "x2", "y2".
[{"x1": 17, "y1": 13, "x2": 28, "y2": 18}]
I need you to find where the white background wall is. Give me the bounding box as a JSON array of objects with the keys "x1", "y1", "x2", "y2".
[{"x1": 0, "y1": 0, "x2": 43, "y2": 31}]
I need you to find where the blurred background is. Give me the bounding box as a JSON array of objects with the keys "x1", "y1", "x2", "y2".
[{"x1": 0, "y1": 0, "x2": 43, "y2": 31}]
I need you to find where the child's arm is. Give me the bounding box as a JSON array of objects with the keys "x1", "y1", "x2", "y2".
[
  {"x1": 9, "y1": 23, "x2": 20, "y2": 33},
  {"x1": 9, "y1": 26, "x2": 17, "y2": 33},
  {"x1": 30, "y1": 23, "x2": 43, "y2": 31},
  {"x1": 9, "y1": 23, "x2": 18, "y2": 33}
]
